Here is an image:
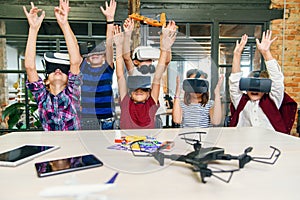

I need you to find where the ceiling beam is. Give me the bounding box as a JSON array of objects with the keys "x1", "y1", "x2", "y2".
[{"x1": 0, "y1": 5, "x2": 283, "y2": 22}]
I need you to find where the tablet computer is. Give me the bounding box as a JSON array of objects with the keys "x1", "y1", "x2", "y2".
[
  {"x1": 0, "y1": 145, "x2": 60, "y2": 167},
  {"x1": 35, "y1": 154, "x2": 103, "y2": 177}
]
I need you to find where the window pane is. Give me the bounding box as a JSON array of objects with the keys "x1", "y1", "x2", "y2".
[
  {"x1": 219, "y1": 43, "x2": 261, "y2": 73},
  {"x1": 219, "y1": 24, "x2": 262, "y2": 38},
  {"x1": 190, "y1": 24, "x2": 211, "y2": 37},
  {"x1": 92, "y1": 23, "x2": 106, "y2": 36}
]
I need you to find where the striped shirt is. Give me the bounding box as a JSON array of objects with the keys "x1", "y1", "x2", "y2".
[
  {"x1": 80, "y1": 59, "x2": 115, "y2": 119},
  {"x1": 26, "y1": 72, "x2": 82, "y2": 131},
  {"x1": 180, "y1": 100, "x2": 214, "y2": 128}
]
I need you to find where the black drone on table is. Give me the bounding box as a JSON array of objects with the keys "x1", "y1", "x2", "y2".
[{"x1": 130, "y1": 131, "x2": 281, "y2": 183}]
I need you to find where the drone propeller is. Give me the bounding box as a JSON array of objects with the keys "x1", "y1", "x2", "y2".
[
  {"x1": 129, "y1": 140, "x2": 173, "y2": 166},
  {"x1": 238, "y1": 146, "x2": 280, "y2": 168},
  {"x1": 244, "y1": 147, "x2": 253, "y2": 154},
  {"x1": 179, "y1": 131, "x2": 206, "y2": 151},
  {"x1": 251, "y1": 146, "x2": 281, "y2": 165},
  {"x1": 179, "y1": 131, "x2": 206, "y2": 141}
]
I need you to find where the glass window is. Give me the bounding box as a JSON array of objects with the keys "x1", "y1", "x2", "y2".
[
  {"x1": 219, "y1": 24, "x2": 262, "y2": 38},
  {"x1": 219, "y1": 42, "x2": 261, "y2": 72},
  {"x1": 190, "y1": 24, "x2": 211, "y2": 37},
  {"x1": 92, "y1": 23, "x2": 106, "y2": 36}
]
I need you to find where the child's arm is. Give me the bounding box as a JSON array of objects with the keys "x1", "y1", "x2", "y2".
[
  {"x1": 113, "y1": 25, "x2": 127, "y2": 101},
  {"x1": 151, "y1": 20, "x2": 177, "y2": 104},
  {"x1": 256, "y1": 30, "x2": 284, "y2": 108},
  {"x1": 210, "y1": 75, "x2": 224, "y2": 125},
  {"x1": 54, "y1": 0, "x2": 82, "y2": 75},
  {"x1": 100, "y1": 0, "x2": 117, "y2": 68},
  {"x1": 23, "y1": 2, "x2": 45, "y2": 83},
  {"x1": 172, "y1": 76, "x2": 182, "y2": 124},
  {"x1": 232, "y1": 34, "x2": 248, "y2": 73},
  {"x1": 122, "y1": 18, "x2": 135, "y2": 75},
  {"x1": 229, "y1": 34, "x2": 248, "y2": 109}
]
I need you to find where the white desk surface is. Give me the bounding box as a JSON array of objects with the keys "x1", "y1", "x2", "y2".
[{"x1": 1, "y1": 127, "x2": 300, "y2": 200}]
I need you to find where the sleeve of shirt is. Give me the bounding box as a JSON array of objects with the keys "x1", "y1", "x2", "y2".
[
  {"x1": 266, "y1": 59, "x2": 284, "y2": 109},
  {"x1": 229, "y1": 72, "x2": 244, "y2": 109},
  {"x1": 66, "y1": 72, "x2": 83, "y2": 112},
  {"x1": 26, "y1": 77, "x2": 47, "y2": 103}
]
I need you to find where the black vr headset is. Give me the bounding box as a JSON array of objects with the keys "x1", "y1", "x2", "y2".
[
  {"x1": 239, "y1": 77, "x2": 272, "y2": 93},
  {"x1": 183, "y1": 78, "x2": 209, "y2": 93},
  {"x1": 127, "y1": 76, "x2": 151, "y2": 91},
  {"x1": 44, "y1": 52, "x2": 70, "y2": 76},
  {"x1": 79, "y1": 41, "x2": 106, "y2": 57}
]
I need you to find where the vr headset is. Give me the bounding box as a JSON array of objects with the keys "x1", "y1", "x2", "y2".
[
  {"x1": 79, "y1": 41, "x2": 106, "y2": 57},
  {"x1": 239, "y1": 77, "x2": 272, "y2": 93},
  {"x1": 137, "y1": 64, "x2": 156, "y2": 74},
  {"x1": 44, "y1": 52, "x2": 70, "y2": 76},
  {"x1": 127, "y1": 76, "x2": 151, "y2": 91},
  {"x1": 132, "y1": 46, "x2": 160, "y2": 61},
  {"x1": 183, "y1": 78, "x2": 209, "y2": 93}
]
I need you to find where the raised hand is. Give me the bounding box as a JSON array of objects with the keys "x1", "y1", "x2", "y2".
[
  {"x1": 23, "y1": 2, "x2": 45, "y2": 30},
  {"x1": 54, "y1": 0, "x2": 70, "y2": 26},
  {"x1": 113, "y1": 25, "x2": 124, "y2": 47},
  {"x1": 100, "y1": 0, "x2": 117, "y2": 21},
  {"x1": 256, "y1": 30, "x2": 277, "y2": 55},
  {"x1": 123, "y1": 17, "x2": 134, "y2": 33},
  {"x1": 160, "y1": 20, "x2": 177, "y2": 51},
  {"x1": 234, "y1": 34, "x2": 248, "y2": 55},
  {"x1": 214, "y1": 75, "x2": 224, "y2": 96}
]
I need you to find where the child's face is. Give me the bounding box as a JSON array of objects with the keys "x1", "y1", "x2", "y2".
[
  {"x1": 247, "y1": 91, "x2": 264, "y2": 101},
  {"x1": 190, "y1": 92, "x2": 203, "y2": 102},
  {"x1": 87, "y1": 54, "x2": 105, "y2": 67},
  {"x1": 47, "y1": 69, "x2": 68, "y2": 85},
  {"x1": 130, "y1": 88, "x2": 150, "y2": 103}
]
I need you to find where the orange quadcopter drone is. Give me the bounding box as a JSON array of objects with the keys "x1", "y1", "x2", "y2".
[{"x1": 129, "y1": 13, "x2": 167, "y2": 27}]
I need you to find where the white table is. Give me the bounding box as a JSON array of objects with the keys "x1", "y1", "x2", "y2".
[{"x1": 0, "y1": 127, "x2": 300, "y2": 200}]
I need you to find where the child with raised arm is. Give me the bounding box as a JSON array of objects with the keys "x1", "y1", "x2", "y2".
[
  {"x1": 122, "y1": 18, "x2": 171, "y2": 124},
  {"x1": 229, "y1": 31, "x2": 297, "y2": 134},
  {"x1": 24, "y1": 0, "x2": 83, "y2": 131},
  {"x1": 172, "y1": 74, "x2": 223, "y2": 128},
  {"x1": 113, "y1": 21, "x2": 177, "y2": 129},
  {"x1": 79, "y1": 0, "x2": 117, "y2": 130}
]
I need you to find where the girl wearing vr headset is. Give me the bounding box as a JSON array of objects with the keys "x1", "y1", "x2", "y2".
[
  {"x1": 172, "y1": 71, "x2": 223, "y2": 128},
  {"x1": 113, "y1": 21, "x2": 177, "y2": 129},
  {"x1": 24, "y1": 0, "x2": 83, "y2": 131},
  {"x1": 229, "y1": 31, "x2": 297, "y2": 134}
]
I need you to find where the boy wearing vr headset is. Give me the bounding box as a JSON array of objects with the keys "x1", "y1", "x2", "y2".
[
  {"x1": 229, "y1": 31, "x2": 297, "y2": 134},
  {"x1": 123, "y1": 18, "x2": 171, "y2": 116},
  {"x1": 172, "y1": 71, "x2": 223, "y2": 128},
  {"x1": 78, "y1": 0, "x2": 116, "y2": 130},
  {"x1": 24, "y1": 0, "x2": 83, "y2": 131},
  {"x1": 113, "y1": 21, "x2": 177, "y2": 129}
]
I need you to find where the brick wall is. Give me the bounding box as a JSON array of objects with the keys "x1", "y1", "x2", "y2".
[
  {"x1": 271, "y1": 0, "x2": 300, "y2": 135},
  {"x1": 0, "y1": 21, "x2": 8, "y2": 107}
]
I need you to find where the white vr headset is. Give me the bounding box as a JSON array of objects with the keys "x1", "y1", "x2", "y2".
[{"x1": 132, "y1": 46, "x2": 160, "y2": 61}]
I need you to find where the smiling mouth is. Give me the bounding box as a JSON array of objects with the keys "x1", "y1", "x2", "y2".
[
  {"x1": 250, "y1": 92, "x2": 259, "y2": 95},
  {"x1": 54, "y1": 71, "x2": 62, "y2": 75}
]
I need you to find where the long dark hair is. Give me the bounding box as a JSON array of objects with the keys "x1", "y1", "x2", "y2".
[{"x1": 184, "y1": 91, "x2": 209, "y2": 106}]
